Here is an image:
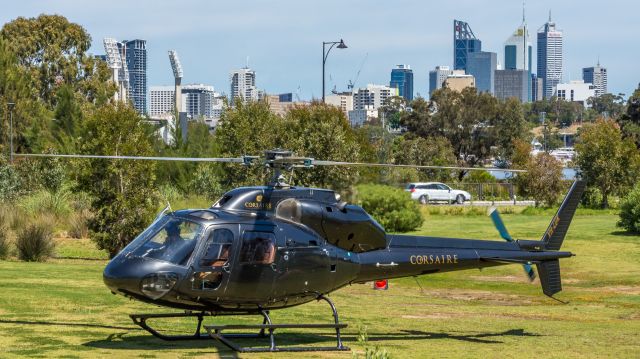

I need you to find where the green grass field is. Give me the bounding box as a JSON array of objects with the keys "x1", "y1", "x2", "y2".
[{"x1": 0, "y1": 210, "x2": 639, "y2": 358}]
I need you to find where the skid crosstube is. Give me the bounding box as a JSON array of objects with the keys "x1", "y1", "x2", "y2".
[{"x1": 205, "y1": 295, "x2": 348, "y2": 352}]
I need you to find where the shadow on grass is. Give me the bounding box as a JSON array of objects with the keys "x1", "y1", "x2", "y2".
[
  {"x1": 82, "y1": 328, "x2": 540, "y2": 353},
  {"x1": 609, "y1": 230, "x2": 640, "y2": 237},
  {"x1": 0, "y1": 319, "x2": 137, "y2": 331}
]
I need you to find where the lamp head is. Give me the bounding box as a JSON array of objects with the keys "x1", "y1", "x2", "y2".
[{"x1": 337, "y1": 39, "x2": 348, "y2": 49}]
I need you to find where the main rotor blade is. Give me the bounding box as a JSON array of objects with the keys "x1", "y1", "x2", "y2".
[
  {"x1": 312, "y1": 160, "x2": 526, "y2": 173},
  {"x1": 15, "y1": 153, "x2": 246, "y2": 163},
  {"x1": 489, "y1": 207, "x2": 514, "y2": 241}
]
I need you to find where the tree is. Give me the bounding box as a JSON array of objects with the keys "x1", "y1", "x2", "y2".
[
  {"x1": 284, "y1": 103, "x2": 368, "y2": 190},
  {"x1": 1, "y1": 14, "x2": 113, "y2": 105},
  {"x1": 77, "y1": 105, "x2": 158, "y2": 257},
  {"x1": 618, "y1": 85, "x2": 640, "y2": 148},
  {"x1": 213, "y1": 100, "x2": 283, "y2": 187},
  {"x1": 494, "y1": 98, "x2": 528, "y2": 160},
  {"x1": 378, "y1": 96, "x2": 407, "y2": 129},
  {"x1": 575, "y1": 119, "x2": 640, "y2": 208},
  {"x1": 588, "y1": 93, "x2": 625, "y2": 119},
  {"x1": 388, "y1": 135, "x2": 456, "y2": 184},
  {"x1": 517, "y1": 152, "x2": 564, "y2": 207}
]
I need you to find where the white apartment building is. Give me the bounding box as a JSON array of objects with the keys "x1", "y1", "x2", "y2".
[
  {"x1": 230, "y1": 67, "x2": 261, "y2": 104},
  {"x1": 554, "y1": 80, "x2": 596, "y2": 108},
  {"x1": 353, "y1": 84, "x2": 396, "y2": 111}
]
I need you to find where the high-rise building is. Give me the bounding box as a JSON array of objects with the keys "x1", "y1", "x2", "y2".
[
  {"x1": 119, "y1": 39, "x2": 147, "y2": 115},
  {"x1": 429, "y1": 66, "x2": 452, "y2": 96},
  {"x1": 467, "y1": 52, "x2": 497, "y2": 94},
  {"x1": 454, "y1": 20, "x2": 482, "y2": 72},
  {"x1": 532, "y1": 73, "x2": 544, "y2": 102},
  {"x1": 149, "y1": 86, "x2": 175, "y2": 117},
  {"x1": 353, "y1": 84, "x2": 396, "y2": 111},
  {"x1": 495, "y1": 69, "x2": 529, "y2": 103},
  {"x1": 230, "y1": 67, "x2": 260, "y2": 104},
  {"x1": 555, "y1": 80, "x2": 596, "y2": 107},
  {"x1": 505, "y1": 8, "x2": 533, "y2": 101},
  {"x1": 583, "y1": 63, "x2": 607, "y2": 97},
  {"x1": 389, "y1": 65, "x2": 414, "y2": 101},
  {"x1": 537, "y1": 14, "x2": 563, "y2": 99}
]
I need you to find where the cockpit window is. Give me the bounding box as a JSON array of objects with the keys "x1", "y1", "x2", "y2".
[
  {"x1": 131, "y1": 217, "x2": 203, "y2": 266},
  {"x1": 200, "y1": 229, "x2": 234, "y2": 267}
]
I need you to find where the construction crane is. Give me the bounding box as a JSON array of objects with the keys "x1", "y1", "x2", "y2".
[
  {"x1": 348, "y1": 53, "x2": 368, "y2": 94},
  {"x1": 103, "y1": 38, "x2": 128, "y2": 103},
  {"x1": 168, "y1": 50, "x2": 183, "y2": 114}
]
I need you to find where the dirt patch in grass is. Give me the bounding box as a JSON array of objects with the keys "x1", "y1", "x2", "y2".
[
  {"x1": 580, "y1": 286, "x2": 640, "y2": 295},
  {"x1": 425, "y1": 289, "x2": 534, "y2": 305}
]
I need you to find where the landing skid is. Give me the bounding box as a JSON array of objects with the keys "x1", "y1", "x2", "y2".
[
  {"x1": 129, "y1": 311, "x2": 271, "y2": 341},
  {"x1": 129, "y1": 295, "x2": 349, "y2": 352},
  {"x1": 205, "y1": 295, "x2": 349, "y2": 352}
]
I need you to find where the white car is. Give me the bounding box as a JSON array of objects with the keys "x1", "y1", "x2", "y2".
[{"x1": 405, "y1": 182, "x2": 472, "y2": 205}]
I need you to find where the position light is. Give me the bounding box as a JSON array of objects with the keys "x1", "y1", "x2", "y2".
[
  {"x1": 373, "y1": 279, "x2": 388, "y2": 290},
  {"x1": 141, "y1": 273, "x2": 178, "y2": 300}
]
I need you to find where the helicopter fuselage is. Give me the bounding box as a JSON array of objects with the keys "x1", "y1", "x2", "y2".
[{"x1": 103, "y1": 185, "x2": 571, "y2": 313}]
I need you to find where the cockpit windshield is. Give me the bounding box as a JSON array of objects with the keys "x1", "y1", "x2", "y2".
[{"x1": 130, "y1": 216, "x2": 203, "y2": 266}]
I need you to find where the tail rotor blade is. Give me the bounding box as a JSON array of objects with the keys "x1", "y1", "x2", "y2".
[
  {"x1": 523, "y1": 263, "x2": 536, "y2": 282},
  {"x1": 489, "y1": 208, "x2": 513, "y2": 242}
]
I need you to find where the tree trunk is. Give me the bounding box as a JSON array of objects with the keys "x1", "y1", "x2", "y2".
[{"x1": 601, "y1": 190, "x2": 609, "y2": 209}]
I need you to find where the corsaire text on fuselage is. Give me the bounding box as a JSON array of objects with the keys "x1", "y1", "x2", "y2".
[{"x1": 409, "y1": 254, "x2": 458, "y2": 265}]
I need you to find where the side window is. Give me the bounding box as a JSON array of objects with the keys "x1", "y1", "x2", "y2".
[
  {"x1": 240, "y1": 231, "x2": 276, "y2": 265},
  {"x1": 437, "y1": 184, "x2": 449, "y2": 190},
  {"x1": 199, "y1": 229, "x2": 234, "y2": 267},
  {"x1": 427, "y1": 184, "x2": 438, "y2": 190}
]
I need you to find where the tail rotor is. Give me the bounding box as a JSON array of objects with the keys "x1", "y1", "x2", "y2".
[{"x1": 489, "y1": 208, "x2": 536, "y2": 282}]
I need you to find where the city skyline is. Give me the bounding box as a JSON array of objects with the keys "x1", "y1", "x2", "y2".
[{"x1": 1, "y1": 0, "x2": 637, "y2": 100}]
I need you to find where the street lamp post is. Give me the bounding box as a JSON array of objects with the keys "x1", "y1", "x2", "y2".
[
  {"x1": 322, "y1": 39, "x2": 347, "y2": 103},
  {"x1": 7, "y1": 102, "x2": 15, "y2": 163}
]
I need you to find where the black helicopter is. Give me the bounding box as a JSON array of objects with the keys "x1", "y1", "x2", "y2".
[{"x1": 21, "y1": 150, "x2": 585, "y2": 352}]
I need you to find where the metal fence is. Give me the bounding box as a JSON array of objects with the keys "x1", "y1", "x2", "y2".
[{"x1": 446, "y1": 183, "x2": 516, "y2": 201}]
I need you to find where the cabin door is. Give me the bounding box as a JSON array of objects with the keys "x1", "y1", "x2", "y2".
[{"x1": 191, "y1": 226, "x2": 236, "y2": 293}]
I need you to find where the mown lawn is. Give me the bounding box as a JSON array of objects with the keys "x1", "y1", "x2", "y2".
[{"x1": 0, "y1": 210, "x2": 638, "y2": 358}]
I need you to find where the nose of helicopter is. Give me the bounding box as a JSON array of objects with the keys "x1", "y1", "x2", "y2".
[
  {"x1": 103, "y1": 254, "x2": 186, "y2": 300},
  {"x1": 103, "y1": 255, "x2": 143, "y2": 296}
]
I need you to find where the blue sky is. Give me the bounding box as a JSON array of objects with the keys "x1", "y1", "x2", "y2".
[{"x1": 2, "y1": 0, "x2": 637, "y2": 100}]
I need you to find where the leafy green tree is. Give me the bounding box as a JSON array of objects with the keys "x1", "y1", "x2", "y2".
[
  {"x1": 51, "y1": 84, "x2": 83, "y2": 153},
  {"x1": 1, "y1": 14, "x2": 113, "y2": 105},
  {"x1": 155, "y1": 120, "x2": 221, "y2": 193},
  {"x1": 284, "y1": 103, "x2": 368, "y2": 190},
  {"x1": 388, "y1": 135, "x2": 456, "y2": 184},
  {"x1": 575, "y1": 119, "x2": 640, "y2": 208},
  {"x1": 495, "y1": 98, "x2": 528, "y2": 160},
  {"x1": 213, "y1": 100, "x2": 282, "y2": 187},
  {"x1": 518, "y1": 152, "x2": 564, "y2": 207},
  {"x1": 378, "y1": 96, "x2": 407, "y2": 129},
  {"x1": 77, "y1": 105, "x2": 158, "y2": 257},
  {"x1": 618, "y1": 85, "x2": 640, "y2": 148},
  {"x1": 588, "y1": 93, "x2": 625, "y2": 119}
]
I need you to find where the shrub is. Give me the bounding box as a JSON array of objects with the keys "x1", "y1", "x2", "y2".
[
  {"x1": 0, "y1": 158, "x2": 21, "y2": 201},
  {"x1": 16, "y1": 222, "x2": 55, "y2": 262},
  {"x1": 68, "y1": 209, "x2": 92, "y2": 239},
  {"x1": 618, "y1": 184, "x2": 640, "y2": 234},
  {"x1": 355, "y1": 184, "x2": 423, "y2": 232},
  {"x1": 19, "y1": 188, "x2": 72, "y2": 218},
  {"x1": 0, "y1": 228, "x2": 9, "y2": 259}
]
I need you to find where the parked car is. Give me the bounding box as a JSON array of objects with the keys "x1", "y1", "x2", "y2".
[{"x1": 405, "y1": 182, "x2": 472, "y2": 205}]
